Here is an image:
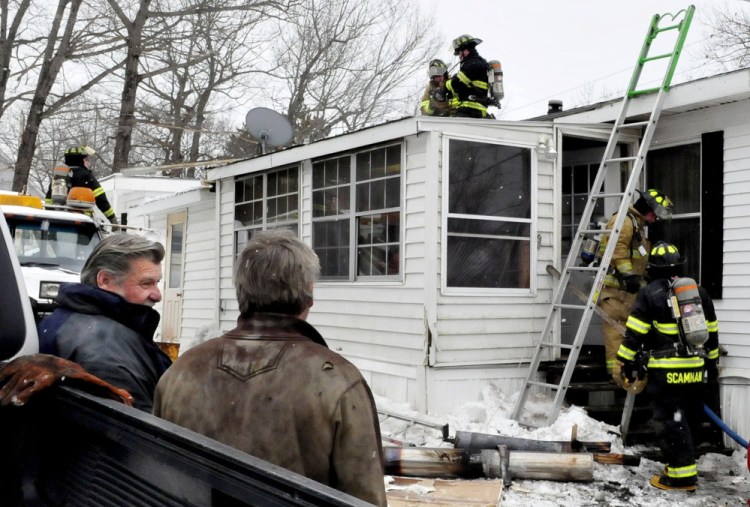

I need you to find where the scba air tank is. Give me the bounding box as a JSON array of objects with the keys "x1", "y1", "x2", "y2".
[
  {"x1": 50, "y1": 164, "x2": 71, "y2": 205},
  {"x1": 488, "y1": 60, "x2": 504, "y2": 106},
  {"x1": 670, "y1": 277, "x2": 709, "y2": 349}
]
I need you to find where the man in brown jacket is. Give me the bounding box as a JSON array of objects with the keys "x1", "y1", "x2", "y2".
[{"x1": 153, "y1": 230, "x2": 387, "y2": 506}]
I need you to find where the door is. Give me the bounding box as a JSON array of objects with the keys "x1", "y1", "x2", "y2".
[{"x1": 162, "y1": 211, "x2": 186, "y2": 341}]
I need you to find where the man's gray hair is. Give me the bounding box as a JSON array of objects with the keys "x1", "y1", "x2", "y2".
[
  {"x1": 81, "y1": 234, "x2": 165, "y2": 287},
  {"x1": 235, "y1": 230, "x2": 320, "y2": 316}
]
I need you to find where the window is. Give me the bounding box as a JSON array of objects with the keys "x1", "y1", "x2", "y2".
[
  {"x1": 7, "y1": 218, "x2": 100, "y2": 273},
  {"x1": 446, "y1": 139, "x2": 532, "y2": 289},
  {"x1": 646, "y1": 132, "x2": 723, "y2": 298},
  {"x1": 234, "y1": 166, "x2": 299, "y2": 254},
  {"x1": 312, "y1": 144, "x2": 401, "y2": 280},
  {"x1": 561, "y1": 162, "x2": 603, "y2": 255}
]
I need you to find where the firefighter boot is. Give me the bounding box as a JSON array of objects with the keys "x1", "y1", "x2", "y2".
[{"x1": 650, "y1": 471, "x2": 697, "y2": 492}]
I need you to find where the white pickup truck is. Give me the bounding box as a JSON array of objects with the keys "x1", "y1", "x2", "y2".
[
  {"x1": 0, "y1": 209, "x2": 368, "y2": 506},
  {"x1": 0, "y1": 192, "x2": 103, "y2": 319}
]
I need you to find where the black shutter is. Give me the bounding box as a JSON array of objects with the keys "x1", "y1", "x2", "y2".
[{"x1": 701, "y1": 131, "x2": 723, "y2": 299}]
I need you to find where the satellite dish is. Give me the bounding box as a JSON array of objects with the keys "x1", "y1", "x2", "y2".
[{"x1": 245, "y1": 107, "x2": 294, "y2": 155}]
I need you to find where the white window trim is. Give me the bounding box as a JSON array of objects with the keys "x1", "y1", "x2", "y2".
[{"x1": 311, "y1": 142, "x2": 405, "y2": 283}]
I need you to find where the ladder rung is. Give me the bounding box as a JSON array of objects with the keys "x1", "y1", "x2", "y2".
[
  {"x1": 566, "y1": 266, "x2": 600, "y2": 272},
  {"x1": 642, "y1": 52, "x2": 673, "y2": 63},
  {"x1": 591, "y1": 192, "x2": 625, "y2": 199},
  {"x1": 578, "y1": 228, "x2": 609, "y2": 235},
  {"x1": 605, "y1": 156, "x2": 638, "y2": 164},
  {"x1": 617, "y1": 120, "x2": 650, "y2": 129},
  {"x1": 629, "y1": 87, "x2": 660, "y2": 97},
  {"x1": 539, "y1": 341, "x2": 574, "y2": 350},
  {"x1": 527, "y1": 380, "x2": 560, "y2": 390},
  {"x1": 555, "y1": 303, "x2": 588, "y2": 310}
]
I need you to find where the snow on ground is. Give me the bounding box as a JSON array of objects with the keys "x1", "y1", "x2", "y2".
[{"x1": 376, "y1": 383, "x2": 750, "y2": 506}]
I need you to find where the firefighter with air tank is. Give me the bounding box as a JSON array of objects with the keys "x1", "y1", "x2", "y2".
[
  {"x1": 420, "y1": 34, "x2": 504, "y2": 118},
  {"x1": 613, "y1": 242, "x2": 720, "y2": 492},
  {"x1": 596, "y1": 189, "x2": 673, "y2": 374}
]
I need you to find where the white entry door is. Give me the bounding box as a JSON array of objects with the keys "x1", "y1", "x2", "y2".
[{"x1": 162, "y1": 211, "x2": 186, "y2": 341}]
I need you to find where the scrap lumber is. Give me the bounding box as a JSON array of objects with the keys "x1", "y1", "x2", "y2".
[
  {"x1": 451, "y1": 430, "x2": 611, "y2": 453},
  {"x1": 383, "y1": 446, "x2": 593, "y2": 482}
]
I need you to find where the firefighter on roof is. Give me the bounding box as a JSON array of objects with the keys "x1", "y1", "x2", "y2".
[
  {"x1": 419, "y1": 59, "x2": 453, "y2": 117},
  {"x1": 446, "y1": 34, "x2": 492, "y2": 119},
  {"x1": 614, "y1": 242, "x2": 719, "y2": 491},
  {"x1": 597, "y1": 188, "x2": 672, "y2": 374},
  {"x1": 45, "y1": 145, "x2": 118, "y2": 224}
]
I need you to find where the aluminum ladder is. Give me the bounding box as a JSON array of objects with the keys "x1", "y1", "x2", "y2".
[{"x1": 511, "y1": 5, "x2": 695, "y2": 426}]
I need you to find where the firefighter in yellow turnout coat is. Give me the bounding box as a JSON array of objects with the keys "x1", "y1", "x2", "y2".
[
  {"x1": 597, "y1": 189, "x2": 672, "y2": 373},
  {"x1": 614, "y1": 243, "x2": 720, "y2": 491}
]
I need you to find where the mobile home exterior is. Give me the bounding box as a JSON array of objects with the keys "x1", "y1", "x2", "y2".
[{"x1": 122, "y1": 68, "x2": 750, "y2": 443}]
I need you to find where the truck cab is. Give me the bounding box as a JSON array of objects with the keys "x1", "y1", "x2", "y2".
[{"x1": 0, "y1": 192, "x2": 104, "y2": 319}]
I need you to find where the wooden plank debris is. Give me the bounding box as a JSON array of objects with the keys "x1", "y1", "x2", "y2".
[{"x1": 386, "y1": 476, "x2": 503, "y2": 507}]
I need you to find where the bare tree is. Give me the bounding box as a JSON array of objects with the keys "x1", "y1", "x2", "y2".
[
  {"x1": 702, "y1": 4, "x2": 750, "y2": 71},
  {"x1": 135, "y1": 0, "x2": 270, "y2": 167},
  {"x1": 269, "y1": 0, "x2": 440, "y2": 144},
  {"x1": 0, "y1": 0, "x2": 33, "y2": 121}
]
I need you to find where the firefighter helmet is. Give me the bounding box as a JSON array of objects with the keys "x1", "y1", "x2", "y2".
[
  {"x1": 639, "y1": 188, "x2": 673, "y2": 220},
  {"x1": 648, "y1": 241, "x2": 685, "y2": 278},
  {"x1": 428, "y1": 59, "x2": 447, "y2": 77},
  {"x1": 452, "y1": 34, "x2": 483, "y2": 55},
  {"x1": 64, "y1": 145, "x2": 96, "y2": 157}
]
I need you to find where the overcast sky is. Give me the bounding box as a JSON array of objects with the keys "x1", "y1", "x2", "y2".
[{"x1": 419, "y1": 0, "x2": 750, "y2": 119}]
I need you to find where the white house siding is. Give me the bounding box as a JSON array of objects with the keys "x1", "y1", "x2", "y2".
[
  {"x1": 311, "y1": 133, "x2": 431, "y2": 408},
  {"x1": 178, "y1": 200, "x2": 218, "y2": 351}
]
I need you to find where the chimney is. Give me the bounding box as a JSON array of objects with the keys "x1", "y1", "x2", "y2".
[{"x1": 548, "y1": 100, "x2": 563, "y2": 114}]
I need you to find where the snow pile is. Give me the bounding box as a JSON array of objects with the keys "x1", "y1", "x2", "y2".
[{"x1": 376, "y1": 382, "x2": 750, "y2": 506}]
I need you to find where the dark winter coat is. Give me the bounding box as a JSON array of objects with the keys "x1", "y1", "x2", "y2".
[
  {"x1": 446, "y1": 49, "x2": 490, "y2": 117},
  {"x1": 152, "y1": 313, "x2": 387, "y2": 506},
  {"x1": 38, "y1": 283, "x2": 171, "y2": 412}
]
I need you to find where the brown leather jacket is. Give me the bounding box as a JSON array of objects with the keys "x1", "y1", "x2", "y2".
[{"x1": 153, "y1": 313, "x2": 387, "y2": 506}]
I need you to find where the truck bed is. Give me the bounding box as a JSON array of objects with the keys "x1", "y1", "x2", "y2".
[{"x1": 1, "y1": 386, "x2": 373, "y2": 506}]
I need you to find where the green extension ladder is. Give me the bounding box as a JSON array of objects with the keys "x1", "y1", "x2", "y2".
[{"x1": 511, "y1": 5, "x2": 695, "y2": 427}]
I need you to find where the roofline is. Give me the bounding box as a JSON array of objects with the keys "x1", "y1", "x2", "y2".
[{"x1": 532, "y1": 67, "x2": 750, "y2": 123}]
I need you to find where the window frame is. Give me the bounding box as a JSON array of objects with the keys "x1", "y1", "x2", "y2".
[
  {"x1": 233, "y1": 165, "x2": 300, "y2": 257},
  {"x1": 645, "y1": 132, "x2": 723, "y2": 299},
  {"x1": 311, "y1": 142, "x2": 404, "y2": 282},
  {"x1": 440, "y1": 134, "x2": 537, "y2": 296}
]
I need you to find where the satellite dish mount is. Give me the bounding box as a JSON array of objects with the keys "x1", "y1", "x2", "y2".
[{"x1": 245, "y1": 107, "x2": 294, "y2": 155}]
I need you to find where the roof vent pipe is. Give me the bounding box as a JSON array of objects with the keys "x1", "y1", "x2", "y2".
[{"x1": 548, "y1": 100, "x2": 563, "y2": 114}]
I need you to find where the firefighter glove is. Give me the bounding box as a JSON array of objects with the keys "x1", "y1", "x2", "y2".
[
  {"x1": 622, "y1": 274, "x2": 642, "y2": 294},
  {"x1": 612, "y1": 360, "x2": 632, "y2": 389}
]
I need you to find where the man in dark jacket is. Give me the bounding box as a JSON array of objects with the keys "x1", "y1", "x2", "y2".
[
  {"x1": 446, "y1": 34, "x2": 492, "y2": 118},
  {"x1": 153, "y1": 230, "x2": 387, "y2": 506},
  {"x1": 614, "y1": 242, "x2": 719, "y2": 492},
  {"x1": 38, "y1": 234, "x2": 171, "y2": 412},
  {"x1": 45, "y1": 145, "x2": 118, "y2": 224}
]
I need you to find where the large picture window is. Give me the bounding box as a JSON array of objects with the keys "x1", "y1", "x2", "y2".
[
  {"x1": 312, "y1": 144, "x2": 401, "y2": 280},
  {"x1": 234, "y1": 166, "x2": 299, "y2": 255},
  {"x1": 446, "y1": 139, "x2": 533, "y2": 289}
]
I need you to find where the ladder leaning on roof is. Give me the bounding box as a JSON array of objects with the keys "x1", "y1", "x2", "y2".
[{"x1": 511, "y1": 5, "x2": 696, "y2": 427}]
